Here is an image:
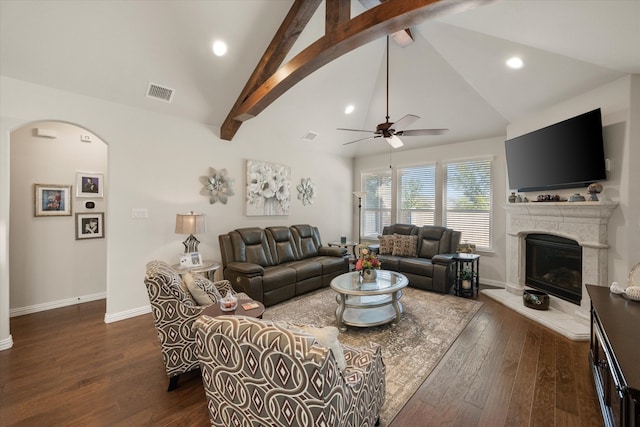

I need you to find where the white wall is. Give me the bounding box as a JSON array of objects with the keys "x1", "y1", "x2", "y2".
[
  {"x1": 10, "y1": 121, "x2": 107, "y2": 313},
  {"x1": 0, "y1": 76, "x2": 353, "y2": 348},
  {"x1": 353, "y1": 136, "x2": 508, "y2": 287},
  {"x1": 506, "y1": 75, "x2": 639, "y2": 285}
]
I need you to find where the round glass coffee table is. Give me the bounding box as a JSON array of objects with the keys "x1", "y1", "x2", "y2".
[{"x1": 330, "y1": 270, "x2": 408, "y2": 331}]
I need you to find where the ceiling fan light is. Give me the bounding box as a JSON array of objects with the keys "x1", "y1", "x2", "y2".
[{"x1": 385, "y1": 135, "x2": 403, "y2": 148}]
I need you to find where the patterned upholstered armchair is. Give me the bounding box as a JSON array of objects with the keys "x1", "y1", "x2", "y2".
[
  {"x1": 144, "y1": 260, "x2": 244, "y2": 391},
  {"x1": 193, "y1": 315, "x2": 386, "y2": 427}
]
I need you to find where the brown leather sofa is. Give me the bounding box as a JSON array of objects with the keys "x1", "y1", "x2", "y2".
[
  {"x1": 377, "y1": 224, "x2": 461, "y2": 294},
  {"x1": 218, "y1": 224, "x2": 348, "y2": 307}
]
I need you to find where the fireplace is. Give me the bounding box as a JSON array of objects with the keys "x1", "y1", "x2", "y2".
[
  {"x1": 525, "y1": 234, "x2": 582, "y2": 305},
  {"x1": 484, "y1": 201, "x2": 618, "y2": 340}
]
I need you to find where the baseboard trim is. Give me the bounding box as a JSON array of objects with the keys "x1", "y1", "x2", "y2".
[
  {"x1": 0, "y1": 335, "x2": 14, "y2": 351},
  {"x1": 104, "y1": 305, "x2": 151, "y2": 324},
  {"x1": 9, "y1": 292, "x2": 106, "y2": 317},
  {"x1": 479, "y1": 278, "x2": 505, "y2": 288}
]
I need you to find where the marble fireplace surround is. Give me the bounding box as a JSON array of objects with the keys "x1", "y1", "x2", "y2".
[{"x1": 482, "y1": 201, "x2": 618, "y2": 340}]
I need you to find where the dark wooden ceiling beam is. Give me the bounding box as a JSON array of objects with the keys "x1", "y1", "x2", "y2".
[
  {"x1": 221, "y1": 0, "x2": 491, "y2": 141},
  {"x1": 219, "y1": 0, "x2": 322, "y2": 140},
  {"x1": 326, "y1": 0, "x2": 351, "y2": 34}
]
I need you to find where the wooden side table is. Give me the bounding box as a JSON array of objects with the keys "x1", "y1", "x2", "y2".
[
  {"x1": 172, "y1": 259, "x2": 221, "y2": 281},
  {"x1": 453, "y1": 253, "x2": 480, "y2": 298},
  {"x1": 202, "y1": 300, "x2": 265, "y2": 319}
]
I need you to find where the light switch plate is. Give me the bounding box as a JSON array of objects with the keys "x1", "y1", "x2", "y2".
[{"x1": 131, "y1": 208, "x2": 148, "y2": 219}]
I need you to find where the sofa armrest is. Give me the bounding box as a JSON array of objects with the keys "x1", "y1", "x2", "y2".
[
  {"x1": 226, "y1": 261, "x2": 264, "y2": 276},
  {"x1": 319, "y1": 246, "x2": 347, "y2": 257},
  {"x1": 432, "y1": 254, "x2": 456, "y2": 266}
]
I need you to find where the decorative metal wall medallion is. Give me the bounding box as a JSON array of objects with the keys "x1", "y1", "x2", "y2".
[{"x1": 200, "y1": 167, "x2": 234, "y2": 204}]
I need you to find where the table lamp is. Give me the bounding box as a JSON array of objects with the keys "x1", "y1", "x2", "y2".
[{"x1": 175, "y1": 212, "x2": 206, "y2": 253}]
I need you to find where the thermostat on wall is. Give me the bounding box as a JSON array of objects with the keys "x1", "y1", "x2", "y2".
[{"x1": 85, "y1": 201, "x2": 95, "y2": 209}]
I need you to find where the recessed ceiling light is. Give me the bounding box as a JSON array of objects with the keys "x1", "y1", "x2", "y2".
[
  {"x1": 506, "y1": 56, "x2": 524, "y2": 69},
  {"x1": 345, "y1": 105, "x2": 355, "y2": 114},
  {"x1": 212, "y1": 40, "x2": 227, "y2": 56}
]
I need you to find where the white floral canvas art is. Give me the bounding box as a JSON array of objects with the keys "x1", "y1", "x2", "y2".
[{"x1": 246, "y1": 160, "x2": 291, "y2": 216}]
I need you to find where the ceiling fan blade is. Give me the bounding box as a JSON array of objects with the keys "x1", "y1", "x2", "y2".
[
  {"x1": 337, "y1": 127, "x2": 375, "y2": 133},
  {"x1": 390, "y1": 114, "x2": 419, "y2": 131},
  {"x1": 385, "y1": 135, "x2": 404, "y2": 148},
  {"x1": 398, "y1": 128, "x2": 449, "y2": 136},
  {"x1": 342, "y1": 135, "x2": 380, "y2": 146}
]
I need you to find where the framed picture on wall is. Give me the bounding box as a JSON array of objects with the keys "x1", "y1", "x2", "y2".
[
  {"x1": 76, "y1": 172, "x2": 104, "y2": 198},
  {"x1": 75, "y1": 212, "x2": 104, "y2": 239},
  {"x1": 34, "y1": 184, "x2": 72, "y2": 216}
]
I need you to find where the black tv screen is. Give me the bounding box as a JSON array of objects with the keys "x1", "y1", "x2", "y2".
[{"x1": 505, "y1": 108, "x2": 606, "y2": 192}]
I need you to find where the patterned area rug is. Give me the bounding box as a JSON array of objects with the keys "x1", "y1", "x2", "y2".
[{"x1": 263, "y1": 287, "x2": 483, "y2": 426}]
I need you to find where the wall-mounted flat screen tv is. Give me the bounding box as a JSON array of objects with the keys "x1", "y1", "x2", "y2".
[{"x1": 505, "y1": 108, "x2": 606, "y2": 192}]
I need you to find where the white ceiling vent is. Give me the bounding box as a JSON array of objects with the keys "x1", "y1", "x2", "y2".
[
  {"x1": 302, "y1": 131, "x2": 319, "y2": 142},
  {"x1": 146, "y1": 82, "x2": 175, "y2": 103}
]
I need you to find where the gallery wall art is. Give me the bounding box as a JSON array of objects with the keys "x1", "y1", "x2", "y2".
[
  {"x1": 34, "y1": 184, "x2": 72, "y2": 216},
  {"x1": 246, "y1": 160, "x2": 290, "y2": 216}
]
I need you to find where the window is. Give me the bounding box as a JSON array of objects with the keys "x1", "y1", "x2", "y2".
[
  {"x1": 397, "y1": 164, "x2": 435, "y2": 226},
  {"x1": 444, "y1": 159, "x2": 492, "y2": 250},
  {"x1": 361, "y1": 170, "x2": 392, "y2": 240}
]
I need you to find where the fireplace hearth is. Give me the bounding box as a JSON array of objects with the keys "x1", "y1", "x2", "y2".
[{"x1": 526, "y1": 234, "x2": 582, "y2": 305}]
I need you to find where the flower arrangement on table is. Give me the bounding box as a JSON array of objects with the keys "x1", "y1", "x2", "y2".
[{"x1": 355, "y1": 246, "x2": 381, "y2": 272}]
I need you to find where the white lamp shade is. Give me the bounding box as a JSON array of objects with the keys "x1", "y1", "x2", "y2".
[
  {"x1": 385, "y1": 135, "x2": 404, "y2": 148},
  {"x1": 175, "y1": 213, "x2": 206, "y2": 235}
]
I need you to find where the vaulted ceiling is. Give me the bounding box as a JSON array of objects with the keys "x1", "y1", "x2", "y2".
[{"x1": 1, "y1": 0, "x2": 639, "y2": 157}]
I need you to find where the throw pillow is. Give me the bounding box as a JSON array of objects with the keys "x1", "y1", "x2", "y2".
[
  {"x1": 419, "y1": 239, "x2": 440, "y2": 259},
  {"x1": 378, "y1": 235, "x2": 394, "y2": 255},
  {"x1": 392, "y1": 234, "x2": 418, "y2": 257},
  {"x1": 300, "y1": 325, "x2": 347, "y2": 372},
  {"x1": 183, "y1": 273, "x2": 217, "y2": 306}
]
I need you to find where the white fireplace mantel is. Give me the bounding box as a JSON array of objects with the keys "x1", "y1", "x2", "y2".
[{"x1": 484, "y1": 201, "x2": 618, "y2": 341}]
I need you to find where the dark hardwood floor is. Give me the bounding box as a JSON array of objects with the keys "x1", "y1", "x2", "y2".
[{"x1": 0, "y1": 288, "x2": 603, "y2": 426}]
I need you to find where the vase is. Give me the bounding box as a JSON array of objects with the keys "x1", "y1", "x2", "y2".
[
  {"x1": 462, "y1": 279, "x2": 472, "y2": 290},
  {"x1": 362, "y1": 269, "x2": 377, "y2": 282}
]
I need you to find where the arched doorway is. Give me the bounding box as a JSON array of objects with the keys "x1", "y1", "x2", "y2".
[{"x1": 8, "y1": 121, "x2": 107, "y2": 318}]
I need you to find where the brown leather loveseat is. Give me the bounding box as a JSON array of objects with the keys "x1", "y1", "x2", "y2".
[
  {"x1": 377, "y1": 224, "x2": 461, "y2": 294},
  {"x1": 219, "y1": 224, "x2": 348, "y2": 307}
]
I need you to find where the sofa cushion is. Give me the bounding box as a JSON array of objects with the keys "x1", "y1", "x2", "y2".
[
  {"x1": 266, "y1": 226, "x2": 297, "y2": 264},
  {"x1": 418, "y1": 239, "x2": 440, "y2": 259},
  {"x1": 261, "y1": 265, "x2": 297, "y2": 292},
  {"x1": 378, "y1": 235, "x2": 394, "y2": 255},
  {"x1": 314, "y1": 256, "x2": 348, "y2": 275},
  {"x1": 285, "y1": 260, "x2": 322, "y2": 281},
  {"x1": 392, "y1": 234, "x2": 418, "y2": 257},
  {"x1": 399, "y1": 257, "x2": 434, "y2": 277}
]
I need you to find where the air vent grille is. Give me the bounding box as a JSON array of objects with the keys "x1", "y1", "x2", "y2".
[
  {"x1": 146, "y1": 83, "x2": 174, "y2": 102},
  {"x1": 302, "y1": 131, "x2": 319, "y2": 142}
]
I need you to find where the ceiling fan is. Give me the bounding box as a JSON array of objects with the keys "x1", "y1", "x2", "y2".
[{"x1": 338, "y1": 36, "x2": 448, "y2": 149}]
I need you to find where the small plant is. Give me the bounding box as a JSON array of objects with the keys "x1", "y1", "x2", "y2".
[{"x1": 460, "y1": 268, "x2": 476, "y2": 281}]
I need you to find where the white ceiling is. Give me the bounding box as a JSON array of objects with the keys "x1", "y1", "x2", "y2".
[{"x1": 1, "y1": 0, "x2": 639, "y2": 157}]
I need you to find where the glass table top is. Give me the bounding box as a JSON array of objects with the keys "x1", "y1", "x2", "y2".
[{"x1": 330, "y1": 270, "x2": 408, "y2": 295}]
